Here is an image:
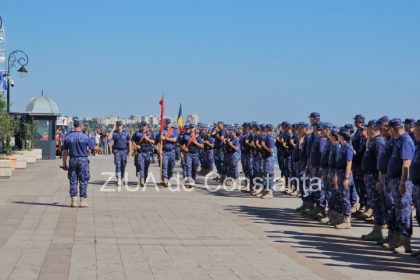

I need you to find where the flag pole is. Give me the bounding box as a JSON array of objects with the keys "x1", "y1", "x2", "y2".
[
  {"x1": 159, "y1": 133, "x2": 163, "y2": 183},
  {"x1": 159, "y1": 94, "x2": 164, "y2": 183}
]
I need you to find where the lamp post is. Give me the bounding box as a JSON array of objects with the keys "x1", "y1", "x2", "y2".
[{"x1": 6, "y1": 50, "x2": 29, "y2": 113}]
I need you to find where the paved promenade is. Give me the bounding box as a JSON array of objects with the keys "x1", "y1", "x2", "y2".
[{"x1": 0, "y1": 156, "x2": 419, "y2": 280}]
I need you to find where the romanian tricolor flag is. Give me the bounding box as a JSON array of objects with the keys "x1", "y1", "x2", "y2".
[{"x1": 177, "y1": 103, "x2": 184, "y2": 131}]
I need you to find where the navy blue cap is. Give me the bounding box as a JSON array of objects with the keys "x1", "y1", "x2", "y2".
[
  {"x1": 282, "y1": 122, "x2": 291, "y2": 128},
  {"x1": 217, "y1": 121, "x2": 224, "y2": 125},
  {"x1": 183, "y1": 124, "x2": 188, "y2": 129},
  {"x1": 308, "y1": 112, "x2": 320, "y2": 118},
  {"x1": 188, "y1": 124, "x2": 195, "y2": 129},
  {"x1": 331, "y1": 126, "x2": 340, "y2": 136},
  {"x1": 164, "y1": 118, "x2": 172, "y2": 124},
  {"x1": 354, "y1": 114, "x2": 365, "y2": 121},
  {"x1": 339, "y1": 128, "x2": 352, "y2": 138},
  {"x1": 116, "y1": 121, "x2": 123, "y2": 126},
  {"x1": 139, "y1": 121, "x2": 147, "y2": 126},
  {"x1": 377, "y1": 116, "x2": 390, "y2": 124},
  {"x1": 367, "y1": 119, "x2": 377, "y2": 127},
  {"x1": 265, "y1": 124, "x2": 274, "y2": 131},
  {"x1": 416, "y1": 120, "x2": 420, "y2": 127},
  {"x1": 320, "y1": 122, "x2": 333, "y2": 130},
  {"x1": 344, "y1": 124, "x2": 354, "y2": 130},
  {"x1": 389, "y1": 118, "x2": 403, "y2": 129},
  {"x1": 314, "y1": 121, "x2": 323, "y2": 129},
  {"x1": 302, "y1": 123, "x2": 311, "y2": 129},
  {"x1": 403, "y1": 118, "x2": 416, "y2": 126},
  {"x1": 73, "y1": 118, "x2": 83, "y2": 126}
]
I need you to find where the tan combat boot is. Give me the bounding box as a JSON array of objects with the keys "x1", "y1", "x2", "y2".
[
  {"x1": 257, "y1": 189, "x2": 268, "y2": 198},
  {"x1": 70, "y1": 197, "x2": 78, "y2": 208},
  {"x1": 393, "y1": 235, "x2": 412, "y2": 254},
  {"x1": 163, "y1": 178, "x2": 169, "y2": 187},
  {"x1": 383, "y1": 230, "x2": 400, "y2": 250},
  {"x1": 241, "y1": 185, "x2": 251, "y2": 193},
  {"x1": 365, "y1": 215, "x2": 375, "y2": 223},
  {"x1": 327, "y1": 211, "x2": 338, "y2": 225},
  {"x1": 80, "y1": 197, "x2": 88, "y2": 208},
  {"x1": 319, "y1": 211, "x2": 332, "y2": 224},
  {"x1": 355, "y1": 206, "x2": 365, "y2": 219},
  {"x1": 378, "y1": 230, "x2": 392, "y2": 247},
  {"x1": 252, "y1": 188, "x2": 263, "y2": 196},
  {"x1": 362, "y1": 208, "x2": 373, "y2": 219},
  {"x1": 361, "y1": 225, "x2": 384, "y2": 241},
  {"x1": 302, "y1": 203, "x2": 314, "y2": 216},
  {"x1": 335, "y1": 216, "x2": 351, "y2": 229},
  {"x1": 261, "y1": 190, "x2": 274, "y2": 199},
  {"x1": 311, "y1": 207, "x2": 325, "y2": 221},
  {"x1": 351, "y1": 205, "x2": 358, "y2": 215}
]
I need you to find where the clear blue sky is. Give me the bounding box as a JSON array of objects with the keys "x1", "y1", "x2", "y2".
[{"x1": 1, "y1": 0, "x2": 419, "y2": 125}]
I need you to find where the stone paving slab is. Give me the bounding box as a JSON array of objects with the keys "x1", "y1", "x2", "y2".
[{"x1": 0, "y1": 155, "x2": 419, "y2": 280}]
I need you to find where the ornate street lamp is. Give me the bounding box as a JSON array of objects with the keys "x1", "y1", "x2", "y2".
[{"x1": 6, "y1": 50, "x2": 29, "y2": 113}]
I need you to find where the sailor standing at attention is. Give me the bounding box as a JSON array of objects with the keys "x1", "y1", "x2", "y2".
[{"x1": 108, "y1": 121, "x2": 131, "y2": 189}]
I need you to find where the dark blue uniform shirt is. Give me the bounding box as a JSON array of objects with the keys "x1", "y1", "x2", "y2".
[
  {"x1": 320, "y1": 141, "x2": 331, "y2": 168},
  {"x1": 410, "y1": 142, "x2": 420, "y2": 184},
  {"x1": 203, "y1": 135, "x2": 215, "y2": 151},
  {"x1": 310, "y1": 135, "x2": 327, "y2": 168},
  {"x1": 352, "y1": 128, "x2": 365, "y2": 167},
  {"x1": 262, "y1": 134, "x2": 275, "y2": 159},
  {"x1": 180, "y1": 134, "x2": 203, "y2": 154},
  {"x1": 362, "y1": 135, "x2": 385, "y2": 173},
  {"x1": 337, "y1": 142, "x2": 354, "y2": 170},
  {"x1": 283, "y1": 132, "x2": 294, "y2": 157},
  {"x1": 214, "y1": 128, "x2": 226, "y2": 149},
  {"x1": 387, "y1": 132, "x2": 415, "y2": 179},
  {"x1": 240, "y1": 132, "x2": 251, "y2": 154},
  {"x1": 329, "y1": 143, "x2": 341, "y2": 171},
  {"x1": 113, "y1": 130, "x2": 130, "y2": 150},
  {"x1": 132, "y1": 131, "x2": 153, "y2": 153},
  {"x1": 157, "y1": 129, "x2": 178, "y2": 151},
  {"x1": 63, "y1": 131, "x2": 96, "y2": 158},
  {"x1": 300, "y1": 135, "x2": 311, "y2": 166},
  {"x1": 292, "y1": 139, "x2": 301, "y2": 162},
  {"x1": 225, "y1": 137, "x2": 240, "y2": 154},
  {"x1": 305, "y1": 133, "x2": 315, "y2": 160},
  {"x1": 275, "y1": 132, "x2": 285, "y2": 156},
  {"x1": 378, "y1": 136, "x2": 395, "y2": 173}
]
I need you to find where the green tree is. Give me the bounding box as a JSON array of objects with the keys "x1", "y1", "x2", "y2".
[
  {"x1": 0, "y1": 94, "x2": 5, "y2": 112},
  {"x1": 0, "y1": 113, "x2": 18, "y2": 155}
]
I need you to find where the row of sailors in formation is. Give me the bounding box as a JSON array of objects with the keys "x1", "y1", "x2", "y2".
[{"x1": 107, "y1": 113, "x2": 420, "y2": 258}]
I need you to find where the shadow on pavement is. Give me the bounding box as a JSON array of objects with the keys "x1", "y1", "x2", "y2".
[
  {"x1": 226, "y1": 205, "x2": 420, "y2": 275},
  {"x1": 12, "y1": 201, "x2": 70, "y2": 208}
]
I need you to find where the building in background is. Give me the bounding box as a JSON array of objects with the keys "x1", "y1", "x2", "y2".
[{"x1": 186, "y1": 113, "x2": 199, "y2": 125}]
